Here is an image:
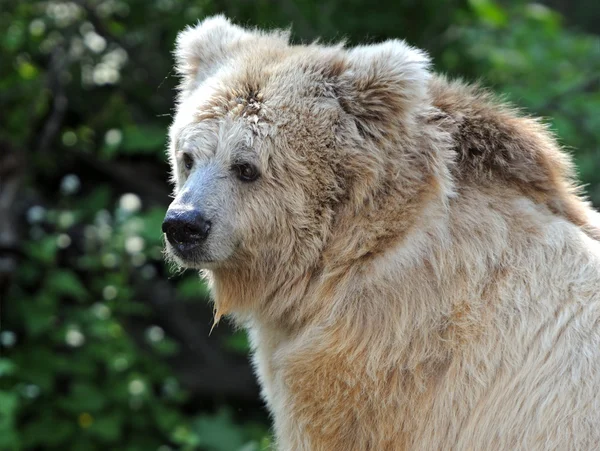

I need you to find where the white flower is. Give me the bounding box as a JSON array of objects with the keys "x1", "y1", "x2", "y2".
[
  {"x1": 27, "y1": 206, "x2": 46, "y2": 224},
  {"x1": 125, "y1": 236, "x2": 144, "y2": 254},
  {"x1": 60, "y1": 174, "x2": 81, "y2": 195},
  {"x1": 56, "y1": 234, "x2": 72, "y2": 248},
  {"x1": 105, "y1": 129, "x2": 122, "y2": 146},
  {"x1": 66, "y1": 329, "x2": 85, "y2": 347},
  {"x1": 102, "y1": 285, "x2": 118, "y2": 300},
  {"x1": 0, "y1": 331, "x2": 16, "y2": 347},
  {"x1": 84, "y1": 31, "x2": 106, "y2": 53},
  {"x1": 29, "y1": 19, "x2": 46, "y2": 37},
  {"x1": 23, "y1": 384, "x2": 41, "y2": 399},
  {"x1": 91, "y1": 303, "x2": 111, "y2": 320},
  {"x1": 119, "y1": 193, "x2": 142, "y2": 213},
  {"x1": 146, "y1": 326, "x2": 164, "y2": 343},
  {"x1": 128, "y1": 379, "x2": 145, "y2": 396}
]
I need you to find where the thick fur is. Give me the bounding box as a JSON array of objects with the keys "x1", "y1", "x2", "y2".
[{"x1": 167, "y1": 16, "x2": 600, "y2": 450}]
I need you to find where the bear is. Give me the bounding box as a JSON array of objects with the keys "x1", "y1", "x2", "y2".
[{"x1": 162, "y1": 15, "x2": 600, "y2": 450}]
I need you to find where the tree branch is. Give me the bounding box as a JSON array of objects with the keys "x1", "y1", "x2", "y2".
[
  {"x1": 0, "y1": 142, "x2": 24, "y2": 301},
  {"x1": 35, "y1": 48, "x2": 69, "y2": 154}
]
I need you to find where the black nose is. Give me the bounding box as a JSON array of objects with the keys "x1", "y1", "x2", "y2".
[{"x1": 162, "y1": 209, "x2": 211, "y2": 250}]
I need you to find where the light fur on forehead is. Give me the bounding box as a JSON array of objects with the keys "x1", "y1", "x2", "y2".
[
  {"x1": 338, "y1": 40, "x2": 432, "y2": 138},
  {"x1": 174, "y1": 15, "x2": 289, "y2": 93}
]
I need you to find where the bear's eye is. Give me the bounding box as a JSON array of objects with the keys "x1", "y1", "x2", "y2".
[
  {"x1": 182, "y1": 153, "x2": 194, "y2": 171},
  {"x1": 232, "y1": 163, "x2": 260, "y2": 182}
]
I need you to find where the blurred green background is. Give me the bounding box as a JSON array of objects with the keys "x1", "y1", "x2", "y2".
[{"x1": 1, "y1": 0, "x2": 599, "y2": 450}]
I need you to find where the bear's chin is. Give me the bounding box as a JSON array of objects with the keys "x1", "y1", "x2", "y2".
[{"x1": 164, "y1": 243, "x2": 222, "y2": 270}]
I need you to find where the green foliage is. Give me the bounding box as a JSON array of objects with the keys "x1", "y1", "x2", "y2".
[
  {"x1": 2, "y1": 191, "x2": 265, "y2": 450},
  {"x1": 1, "y1": 0, "x2": 598, "y2": 450},
  {"x1": 3, "y1": 199, "x2": 180, "y2": 450}
]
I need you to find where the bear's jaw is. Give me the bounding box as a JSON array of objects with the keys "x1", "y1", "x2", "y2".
[
  {"x1": 205, "y1": 258, "x2": 321, "y2": 327},
  {"x1": 206, "y1": 193, "x2": 449, "y2": 331}
]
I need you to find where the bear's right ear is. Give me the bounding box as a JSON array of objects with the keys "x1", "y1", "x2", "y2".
[
  {"x1": 336, "y1": 40, "x2": 431, "y2": 140},
  {"x1": 174, "y1": 15, "x2": 250, "y2": 93}
]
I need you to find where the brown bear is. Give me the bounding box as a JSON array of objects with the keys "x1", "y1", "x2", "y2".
[{"x1": 163, "y1": 16, "x2": 600, "y2": 450}]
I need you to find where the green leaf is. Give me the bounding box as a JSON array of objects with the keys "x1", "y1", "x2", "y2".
[
  {"x1": 58, "y1": 383, "x2": 107, "y2": 412},
  {"x1": 21, "y1": 412, "x2": 75, "y2": 448},
  {"x1": 23, "y1": 298, "x2": 56, "y2": 337},
  {"x1": 46, "y1": 270, "x2": 88, "y2": 300},
  {"x1": 0, "y1": 391, "x2": 20, "y2": 449},
  {"x1": 89, "y1": 412, "x2": 123, "y2": 442},
  {"x1": 191, "y1": 408, "x2": 248, "y2": 451},
  {"x1": 0, "y1": 359, "x2": 17, "y2": 377},
  {"x1": 152, "y1": 337, "x2": 180, "y2": 356},
  {"x1": 138, "y1": 207, "x2": 168, "y2": 246},
  {"x1": 17, "y1": 61, "x2": 38, "y2": 80},
  {"x1": 177, "y1": 276, "x2": 210, "y2": 300},
  {"x1": 0, "y1": 391, "x2": 18, "y2": 417},
  {"x1": 468, "y1": 0, "x2": 508, "y2": 27},
  {"x1": 80, "y1": 186, "x2": 112, "y2": 217},
  {"x1": 14, "y1": 347, "x2": 56, "y2": 390},
  {"x1": 23, "y1": 236, "x2": 57, "y2": 264},
  {"x1": 120, "y1": 125, "x2": 166, "y2": 154},
  {"x1": 222, "y1": 330, "x2": 250, "y2": 354}
]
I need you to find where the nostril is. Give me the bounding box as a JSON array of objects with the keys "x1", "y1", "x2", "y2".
[
  {"x1": 161, "y1": 219, "x2": 173, "y2": 235},
  {"x1": 184, "y1": 219, "x2": 210, "y2": 240},
  {"x1": 184, "y1": 224, "x2": 200, "y2": 238}
]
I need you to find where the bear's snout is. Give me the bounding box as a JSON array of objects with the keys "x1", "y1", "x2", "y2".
[{"x1": 162, "y1": 208, "x2": 211, "y2": 254}]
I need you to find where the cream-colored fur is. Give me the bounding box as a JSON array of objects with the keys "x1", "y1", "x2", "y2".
[{"x1": 166, "y1": 16, "x2": 600, "y2": 450}]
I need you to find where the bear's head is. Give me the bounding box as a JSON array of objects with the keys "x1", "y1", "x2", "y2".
[{"x1": 163, "y1": 16, "x2": 446, "y2": 321}]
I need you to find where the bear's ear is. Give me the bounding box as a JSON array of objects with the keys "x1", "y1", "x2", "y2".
[
  {"x1": 337, "y1": 40, "x2": 431, "y2": 139},
  {"x1": 174, "y1": 15, "x2": 251, "y2": 92}
]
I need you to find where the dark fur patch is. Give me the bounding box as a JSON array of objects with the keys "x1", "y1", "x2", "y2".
[{"x1": 429, "y1": 75, "x2": 599, "y2": 240}]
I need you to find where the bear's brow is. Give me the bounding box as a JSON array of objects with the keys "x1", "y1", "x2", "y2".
[{"x1": 176, "y1": 127, "x2": 218, "y2": 158}]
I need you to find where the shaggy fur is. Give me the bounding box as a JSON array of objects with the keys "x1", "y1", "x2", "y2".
[{"x1": 166, "y1": 16, "x2": 600, "y2": 450}]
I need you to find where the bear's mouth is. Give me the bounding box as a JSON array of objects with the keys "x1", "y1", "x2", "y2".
[
  {"x1": 165, "y1": 240, "x2": 218, "y2": 269},
  {"x1": 168, "y1": 241, "x2": 202, "y2": 260}
]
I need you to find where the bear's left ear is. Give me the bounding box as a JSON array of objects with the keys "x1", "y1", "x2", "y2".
[
  {"x1": 174, "y1": 15, "x2": 251, "y2": 93},
  {"x1": 337, "y1": 40, "x2": 431, "y2": 139}
]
